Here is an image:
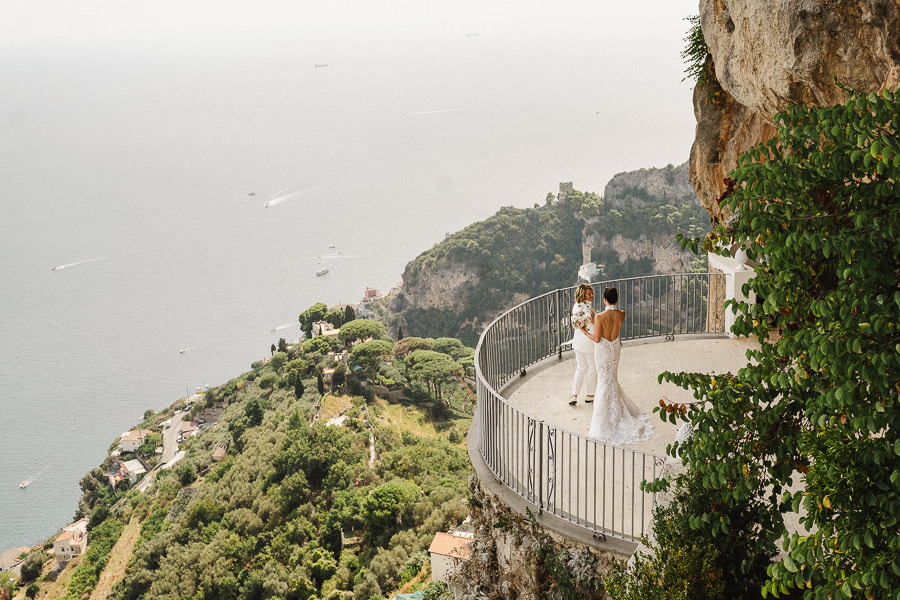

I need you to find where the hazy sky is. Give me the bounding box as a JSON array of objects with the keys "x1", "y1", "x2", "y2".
[
  {"x1": 1, "y1": 1, "x2": 700, "y2": 47},
  {"x1": 1, "y1": 0, "x2": 702, "y2": 190}
]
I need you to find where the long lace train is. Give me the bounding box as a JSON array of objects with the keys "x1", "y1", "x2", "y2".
[{"x1": 588, "y1": 336, "x2": 652, "y2": 445}]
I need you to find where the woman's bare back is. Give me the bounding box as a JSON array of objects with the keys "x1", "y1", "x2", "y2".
[{"x1": 589, "y1": 308, "x2": 625, "y2": 342}]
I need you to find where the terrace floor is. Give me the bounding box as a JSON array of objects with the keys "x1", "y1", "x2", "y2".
[
  {"x1": 501, "y1": 335, "x2": 760, "y2": 457},
  {"x1": 466, "y1": 335, "x2": 762, "y2": 554}
]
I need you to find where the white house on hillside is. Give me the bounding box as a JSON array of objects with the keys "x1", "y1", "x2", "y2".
[
  {"x1": 428, "y1": 531, "x2": 472, "y2": 582},
  {"x1": 53, "y1": 518, "x2": 88, "y2": 564},
  {"x1": 120, "y1": 429, "x2": 153, "y2": 453},
  {"x1": 311, "y1": 321, "x2": 335, "y2": 337},
  {"x1": 121, "y1": 459, "x2": 146, "y2": 484}
]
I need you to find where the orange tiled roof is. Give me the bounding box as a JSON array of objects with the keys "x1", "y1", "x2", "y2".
[
  {"x1": 428, "y1": 532, "x2": 471, "y2": 560},
  {"x1": 55, "y1": 529, "x2": 81, "y2": 544}
]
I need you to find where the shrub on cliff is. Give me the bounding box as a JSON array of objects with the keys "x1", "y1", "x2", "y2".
[{"x1": 606, "y1": 470, "x2": 774, "y2": 600}]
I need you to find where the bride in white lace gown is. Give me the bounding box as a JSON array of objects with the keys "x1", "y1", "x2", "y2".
[{"x1": 581, "y1": 288, "x2": 652, "y2": 445}]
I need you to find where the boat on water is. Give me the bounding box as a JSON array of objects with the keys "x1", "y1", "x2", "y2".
[
  {"x1": 19, "y1": 480, "x2": 29, "y2": 489},
  {"x1": 316, "y1": 268, "x2": 329, "y2": 276}
]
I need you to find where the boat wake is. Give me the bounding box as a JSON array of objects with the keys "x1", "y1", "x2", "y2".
[
  {"x1": 264, "y1": 191, "x2": 304, "y2": 208},
  {"x1": 19, "y1": 460, "x2": 53, "y2": 489},
  {"x1": 271, "y1": 322, "x2": 297, "y2": 332},
  {"x1": 179, "y1": 347, "x2": 196, "y2": 354},
  {"x1": 51, "y1": 256, "x2": 106, "y2": 271}
]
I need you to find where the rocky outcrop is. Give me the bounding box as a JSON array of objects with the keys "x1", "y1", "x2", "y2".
[
  {"x1": 602, "y1": 162, "x2": 695, "y2": 208},
  {"x1": 586, "y1": 232, "x2": 694, "y2": 274},
  {"x1": 587, "y1": 162, "x2": 704, "y2": 271},
  {"x1": 689, "y1": 80, "x2": 778, "y2": 221},
  {"x1": 691, "y1": 0, "x2": 900, "y2": 218},
  {"x1": 399, "y1": 259, "x2": 483, "y2": 311},
  {"x1": 389, "y1": 164, "x2": 707, "y2": 340},
  {"x1": 453, "y1": 474, "x2": 619, "y2": 600}
]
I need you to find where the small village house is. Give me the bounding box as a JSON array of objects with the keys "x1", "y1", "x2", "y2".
[
  {"x1": 180, "y1": 420, "x2": 200, "y2": 442},
  {"x1": 428, "y1": 531, "x2": 472, "y2": 583},
  {"x1": 119, "y1": 429, "x2": 153, "y2": 453},
  {"x1": 311, "y1": 321, "x2": 335, "y2": 337},
  {"x1": 326, "y1": 350, "x2": 349, "y2": 364},
  {"x1": 53, "y1": 518, "x2": 88, "y2": 564},
  {"x1": 361, "y1": 287, "x2": 379, "y2": 305},
  {"x1": 120, "y1": 458, "x2": 147, "y2": 484}
]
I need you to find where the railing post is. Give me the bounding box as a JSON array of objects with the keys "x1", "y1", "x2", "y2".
[
  {"x1": 552, "y1": 290, "x2": 561, "y2": 359},
  {"x1": 537, "y1": 421, "x2": 543, "y2": 513}
]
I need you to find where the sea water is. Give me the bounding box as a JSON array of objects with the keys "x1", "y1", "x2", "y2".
[{"x1": 0, "y1": 0, "x2": 697, "y2": 549}]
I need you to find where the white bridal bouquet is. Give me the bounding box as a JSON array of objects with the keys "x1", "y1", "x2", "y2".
[{"x1": 571, "y1": 302, "x2": 593, "y2": 329}]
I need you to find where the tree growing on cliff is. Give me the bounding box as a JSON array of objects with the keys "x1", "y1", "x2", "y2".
[
  {"x1": 350, "y1": 339, "x2": 394, "y2": 382},
  {"x1": 406, "y1": 350, "x2": 461, "y2": 400},
  {"x1": 299, "y1": 302, "x2": 328, "y2": 337},
  {"x1": 663, "y1": 88, "x2": 900, "y2": 599},
  {"x1": 339, "y1": 319, "x2": 387, "y2": 346}
]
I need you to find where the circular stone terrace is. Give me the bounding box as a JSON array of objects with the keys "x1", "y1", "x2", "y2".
[{"x1": 468, "y1": 273, "x2": 760, "y2": 555}]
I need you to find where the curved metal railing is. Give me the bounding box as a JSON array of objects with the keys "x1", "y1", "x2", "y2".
[{"x1": 473, "y1": 273, "x2": 726, "y2": 543}]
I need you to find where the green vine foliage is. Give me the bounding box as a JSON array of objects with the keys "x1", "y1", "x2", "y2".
[
  {"x1": 662, "y1": 88, "x2": 900, "y2": 599},
  {"x1": 681, "y1": 15, "x2": 726, "y2": 106},
  {"x1": 681, "y1": 16, "x2": 708, "y2": 85}
]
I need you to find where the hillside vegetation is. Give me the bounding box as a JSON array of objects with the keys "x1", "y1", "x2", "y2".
[{"x1": 14, "y1": 318, "x2": 475, "y2": 600}]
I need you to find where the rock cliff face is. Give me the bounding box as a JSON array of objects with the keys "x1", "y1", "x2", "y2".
[
  {"x1": 602, "y1": 162, "x2": 695, "y2": 207},
  {"x1": 586, "y1": 162, "x2": 701, "y2": 273},
  {"x1": 691, "y1": 0, "x2": 900, "y2": 219},
  {"x1": 587, "y1": 232, "x2": 693, "y2": 274},
  {"x1": 398, "y1": 260, "x2": 484, "y2": 311},
  {"x1": 452, "y1": 474, "x2": 619, "y2": 600}
]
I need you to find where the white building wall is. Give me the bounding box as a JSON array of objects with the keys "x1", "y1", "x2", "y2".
[
  {"x1": 429, "y1": 553, "x2": 458, "y2": 583},
  {"x1": 708, "y1": 251, "x2": 756, "y2": 337}
]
